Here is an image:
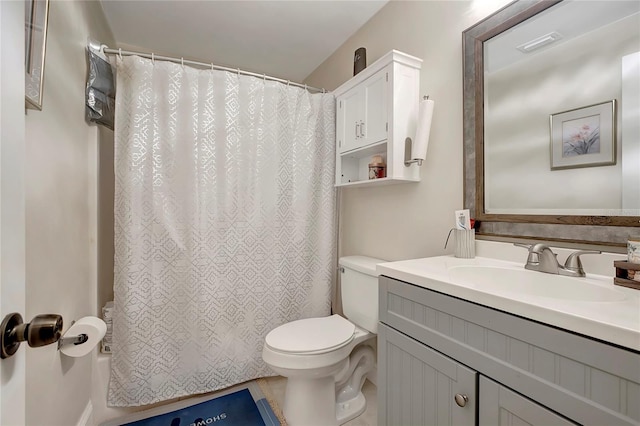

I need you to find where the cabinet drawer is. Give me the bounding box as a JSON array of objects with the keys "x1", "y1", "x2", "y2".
[
  {"x1": 379, "y1": 276, "x2": 640, "y2": 425},
  {"x1": 480, "y1": 376, "x2": 577, "y2": 426}
]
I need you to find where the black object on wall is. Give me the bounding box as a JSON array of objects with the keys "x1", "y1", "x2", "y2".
[{"x1": 354, "y1": 47, "x2": 366, "y2": 76}]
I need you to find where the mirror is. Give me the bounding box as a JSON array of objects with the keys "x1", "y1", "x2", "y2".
[{"x1": 463, "y1": 0, "x2": 640, "y2": 246}]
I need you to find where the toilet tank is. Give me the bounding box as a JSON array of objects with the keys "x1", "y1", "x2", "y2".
[{"x1": 339, "y1": 255, "x2": 387, "y2": 334}]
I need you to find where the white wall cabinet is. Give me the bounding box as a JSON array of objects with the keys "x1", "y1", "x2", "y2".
[
  {"x1": 334, "y1": 50, "x2": 422, "y2": 187},
  {"x1": 378, "y1": 276, "x2": 640, "y2": 426}
]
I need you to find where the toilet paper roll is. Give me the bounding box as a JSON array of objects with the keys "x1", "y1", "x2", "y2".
[
  {"x1": 412, "y1": 98, "x2": 435, "y2": 161},
  {"x1": 59, "y1": 316, "x2": 107, "y2": 358}
]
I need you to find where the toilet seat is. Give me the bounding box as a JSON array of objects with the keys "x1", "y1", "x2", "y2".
[{"x1": 265, "y1": 315, "x2": 355, "y2": 355}]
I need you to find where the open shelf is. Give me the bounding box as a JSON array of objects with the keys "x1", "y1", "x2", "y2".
[
  {"x1": 335, "y1": 176, "x2": 420, "y2": 188},
  {"x1": 341, "y1": 140, "x2": 387, "y2": 159}
]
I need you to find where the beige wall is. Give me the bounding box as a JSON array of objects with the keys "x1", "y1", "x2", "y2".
[
  {"x1": 24, "y1": 1, "x2": 114, "y2": 424},
  {"x1": 305, "y1": 0, "x2": 510, "y2": 261},
  {"x1": 97, "y1": 126, "x2": 115, "y2": 314}
]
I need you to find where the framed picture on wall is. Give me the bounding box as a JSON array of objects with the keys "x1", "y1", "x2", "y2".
[
  {"x1": 550, "y1": 100, "x2": 616, "y2": 170},
  {"x1": 25, "y1": 0, "x2": 50, "y2": 110}
]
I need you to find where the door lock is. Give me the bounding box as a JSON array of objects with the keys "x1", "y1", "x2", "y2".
[{"x1": 0, "y1": 313, "x2": 63, "y2": 359}]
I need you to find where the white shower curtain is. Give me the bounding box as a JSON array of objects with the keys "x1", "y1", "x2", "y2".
[{"x1": 108, "y1": 56, "x2": 336, "y2": 406}]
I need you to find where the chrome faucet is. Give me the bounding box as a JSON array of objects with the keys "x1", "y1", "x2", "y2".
[{"x1": 514, "y1": 243, "x2": 601, "y2": 277}]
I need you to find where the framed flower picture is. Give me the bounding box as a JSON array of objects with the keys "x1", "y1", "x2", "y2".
[{"x1": 549, "y1": 100, "x2": 616, "y2": 170}]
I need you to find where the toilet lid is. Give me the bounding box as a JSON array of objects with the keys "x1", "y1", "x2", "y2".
[{"x1": 265, "y1": 315, "x2": 355, "y2": 354}]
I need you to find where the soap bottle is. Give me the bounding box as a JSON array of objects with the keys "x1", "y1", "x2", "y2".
[{"x1": 368, "y1": 155, "x2": 386, "y2": 179}]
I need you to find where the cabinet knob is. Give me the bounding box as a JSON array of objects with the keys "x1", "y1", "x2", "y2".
[{"x1": 454, "y1": 393, "x2": 468, "y2": 407}]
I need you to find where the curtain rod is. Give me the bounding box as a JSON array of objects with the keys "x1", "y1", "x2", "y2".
[{"x1": 102, "y1": 47, "x2": 326, "y2": 94}]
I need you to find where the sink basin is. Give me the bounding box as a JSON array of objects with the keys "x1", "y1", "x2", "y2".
[{"x1": 448, "y1": 265, "x2": 627, "y2": 302}]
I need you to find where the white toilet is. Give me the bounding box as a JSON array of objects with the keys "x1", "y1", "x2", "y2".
[{"x1": 262, "y1": 255, "x2": 385, "y2": 426}]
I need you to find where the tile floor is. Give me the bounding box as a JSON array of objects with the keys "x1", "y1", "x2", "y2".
[{"x1": 262, "y1": 376, "x2": 377, "y2": 426}]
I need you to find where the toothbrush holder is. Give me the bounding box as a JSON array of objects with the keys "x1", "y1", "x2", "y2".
[{"x1": 455, "y1": 229, "x2": 475, "y2": 258}]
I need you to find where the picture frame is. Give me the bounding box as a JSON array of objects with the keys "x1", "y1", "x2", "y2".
[
  {"x1": 25, "y1": 0, "x2": 50, "y2": 110},
  {"x1": 549, "y1": 100, "x2": 616, "y2": 170}
]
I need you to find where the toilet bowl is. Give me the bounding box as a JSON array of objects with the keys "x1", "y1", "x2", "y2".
[{"x1": 262, "y1": 256, "x2": 385, "y2": 426}]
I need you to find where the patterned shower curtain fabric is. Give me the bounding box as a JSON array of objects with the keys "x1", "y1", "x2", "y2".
[{"x1": 109, "y1": 56, "x2": 336, "y2": 406}]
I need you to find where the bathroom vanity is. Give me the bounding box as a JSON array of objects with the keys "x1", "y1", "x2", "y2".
[{"x1": 377, "y1": 256, "x2": 640, "y2": 426}]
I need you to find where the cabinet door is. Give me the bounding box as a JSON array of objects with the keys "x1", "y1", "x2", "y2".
[
  {"x1": 479, "y1": 377, "x2": 577, "y2": 426},
  {"x1": 378, "y1": 324, "x2": 476, "y2": 426},
  {"x1": 337, "y1": 88, "x2": 363, "y2": 153},
  {"x1": 361, "y1": 67, "x2": 388, "y2": 146},
  {"x1": 336, "y1": 67, "x2": 389, "y2": 154}
]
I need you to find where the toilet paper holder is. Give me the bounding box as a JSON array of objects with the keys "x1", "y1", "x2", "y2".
[{"x1": 57, "y1": 321, "x2": 89, "y2": 350}]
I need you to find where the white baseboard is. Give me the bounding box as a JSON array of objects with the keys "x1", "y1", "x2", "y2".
[{"x1": 77, "y1": 401, "x2": 94, "y2": 426}]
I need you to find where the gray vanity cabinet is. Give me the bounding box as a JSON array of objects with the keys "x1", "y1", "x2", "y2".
[
  {"x1": 379, "y1": 325, "x2": 577, "y2": 426},
  {"x1": 378, "y1": 276, "x2": 640, "y2": 426}
]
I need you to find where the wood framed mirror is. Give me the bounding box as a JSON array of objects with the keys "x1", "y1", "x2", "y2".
[{"x1": 463, "y1": 0, "x2": 640, "y2": 247}]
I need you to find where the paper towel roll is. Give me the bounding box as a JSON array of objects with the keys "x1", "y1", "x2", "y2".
[
  {"x1": 59, "y1": 316, "x2": 107, "y2": 358},
  {"x1": 412, "y1": 98, "x2": 435, "y2": 161}
]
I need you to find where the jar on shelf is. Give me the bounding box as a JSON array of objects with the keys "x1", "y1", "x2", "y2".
[{"x1": 368, "y1": 155, "x2": 386, "y2": 179}]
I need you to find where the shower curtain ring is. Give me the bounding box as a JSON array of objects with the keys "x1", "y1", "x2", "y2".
[
  {"x1": 181, "y1": 57, "x2": 184, "y2": 67},
  {"x1": 237, "y1": 68, "x2": 240, "y2": 76},
  {"x1": 211, "y1": 63, "x2": 214, "y2": 71},
  {"x1": 118, "y1": 48, "x2": 122, "y2": 59},
  {"x1": 151, "y1": 53, "x2": 155, "y2": 64},
  {"x1": 263, "y1": 73, "x2": 266, "y2": 82}
]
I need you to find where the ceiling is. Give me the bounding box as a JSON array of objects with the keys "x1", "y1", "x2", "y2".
[{"x1": 99, "y1": 0, "x2": 388, "y2": 83}]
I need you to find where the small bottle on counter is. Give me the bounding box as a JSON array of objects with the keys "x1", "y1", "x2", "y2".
[
  {"x1": 368, "y1": 155, "x2": 386, "y2": 179},
  {"x1": 628, "y1": 236, "x2": 640, "y2": 263}
]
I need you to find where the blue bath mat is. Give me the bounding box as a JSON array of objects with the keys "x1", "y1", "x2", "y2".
[{"x1": 102, "y1": 380, "x2": 281, "y2": 426}]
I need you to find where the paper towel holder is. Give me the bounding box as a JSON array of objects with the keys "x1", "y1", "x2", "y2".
[
  {"x1": 404, "y1": 95, "x2": 431, "y2": 167},
  {"x1": 0, "y1": 313, "x2": 64, "y2": 359},
  {"x1": 404, "y1": 137, "x2": 423, "y2": 167}
]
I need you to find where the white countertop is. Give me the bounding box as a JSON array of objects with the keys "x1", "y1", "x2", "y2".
[{"x1": 377, "y1": 255, "x2": 640, "y2": 352}]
